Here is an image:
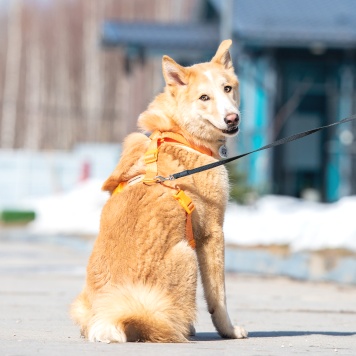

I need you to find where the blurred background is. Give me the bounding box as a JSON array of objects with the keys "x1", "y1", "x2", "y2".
[{"x1": 0, "y1": 0, "x2": 356, "y2": 283}]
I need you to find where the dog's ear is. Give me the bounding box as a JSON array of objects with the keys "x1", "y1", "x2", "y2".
[
  {"x1": 162, "y1": 55, "x2": 188, "y2": 87},
  {"x1": 211, "y1": 39, "x2": 233, "y2": 70}
]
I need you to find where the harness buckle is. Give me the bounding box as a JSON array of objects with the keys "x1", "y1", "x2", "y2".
[
  {"x1": 144, "y1": 149, "x2": 159, "y2": 164},
  {"x1": 142, "y1": 176, "x2": 158, "y2": 185},
  {"x1": 173, "y1": 189, "x2": 195, "y2": 214},
  {"x1": 155, "y1": 175, "x2": 175, "y2": 182}
]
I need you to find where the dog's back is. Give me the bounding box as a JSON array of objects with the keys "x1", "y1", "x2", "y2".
[{"x1": 71, "y1": 133, "x2": 200, "y2": 342}]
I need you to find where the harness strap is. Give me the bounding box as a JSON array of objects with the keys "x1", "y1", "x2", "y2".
[
  {"x1": 114, "y1": 131, "x2": 206, "y2": 249},
  {"x1": 143, "y1": 131, "x2": 212, "y2": 185},
  {"x1": 142, "y1": 135, "x2": 161, "y2": 185},
  {"x1": 173, "y1": 188, "x2": 195, "y2": 248},
  {"x1": 112, "y1": 175, "x2": 145, "y2": 195},
  {"x1": 185, "y1": 213, "x2": 195, "y2": 249}
]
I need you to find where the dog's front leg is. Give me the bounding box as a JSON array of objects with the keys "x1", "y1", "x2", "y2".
[{"x1": 196, "y1": 231, "x2": 247, "y2": 339}]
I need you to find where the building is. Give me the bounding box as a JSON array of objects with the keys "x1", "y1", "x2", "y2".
[{"x1": 102, "y1": 0, "x2": 356, "y2": 202}]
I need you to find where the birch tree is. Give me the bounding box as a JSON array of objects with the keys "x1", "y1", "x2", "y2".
[
  {"x1": 54, "y1": 0, "x2": 72, "y2": 149},
  {"x1": 1, "y1": 0, "x2": 22, "y2": 148},
  {"x1": 24, "y1": 4, "x2": 42, "y2": 150},
  {"x1": 82, "y1": 0, "x2": 102, "y2": 142}
]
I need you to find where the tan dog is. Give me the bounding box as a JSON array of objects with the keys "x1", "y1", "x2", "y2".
[{"x1": 71, "y1": 39, "x2": 248, "y2": 343}]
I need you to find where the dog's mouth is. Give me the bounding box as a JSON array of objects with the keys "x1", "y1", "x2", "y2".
[
  {"x1": 204, "y1": 119, "x2": 240, "y2": 136},
  {"x1": 222, "y1": 126, "x2": 239, "y2": 135}
]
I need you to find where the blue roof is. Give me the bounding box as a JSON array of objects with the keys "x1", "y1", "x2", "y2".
[
  {"x1": 101, "y1": 0, "x2": 356, "y2": 50},
  {"x1": 211, "y1": 0, "x2": 356, "y2": 48},
  {"x1": 101, "y1": 22, "x2": 220, "y2": 51}
]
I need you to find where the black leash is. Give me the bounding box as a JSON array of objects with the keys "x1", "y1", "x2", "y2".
[{"x1": 156, "y1": 115, "x2": 356, "y2": 182}]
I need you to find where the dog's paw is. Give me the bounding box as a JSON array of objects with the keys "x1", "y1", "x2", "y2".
[
  {"x1": 88, "y1": 321, "x2": 127, "y2": 343},
  {"x1": 220, "y1": 325, "x2": 248, "y2": 339},
  {"x1": 232, "y1": 325, "x2": 248, "y2": 339}
]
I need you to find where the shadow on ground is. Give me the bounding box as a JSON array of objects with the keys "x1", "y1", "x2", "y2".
[
  {"x1": 249, "y1": 331, "x2": 356, "y2": 338},
  {"x1": 193, "y1": 331, "x2": 356, "y2": 341}
]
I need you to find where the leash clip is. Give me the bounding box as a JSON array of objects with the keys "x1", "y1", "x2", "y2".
[{"x1": 155, "y1": 175, "x2": 175, "y2": 182}]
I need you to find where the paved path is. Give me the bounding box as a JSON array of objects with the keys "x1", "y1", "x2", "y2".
[{"x1": 1, "y1": 232, "x2": 356, "y2": 355}]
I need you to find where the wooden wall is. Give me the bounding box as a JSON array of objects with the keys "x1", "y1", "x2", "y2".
[{"x1": 0, "y1": 0, "x2": 203, "y2": 150}]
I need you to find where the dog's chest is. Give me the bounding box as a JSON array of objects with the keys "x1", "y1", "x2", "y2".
[
  {"x1": 196, "y1": 165, "x2": 229, "y2": 202},
  {"x1": 157, "y1": 144, "x2": 230, "y2": 206}
]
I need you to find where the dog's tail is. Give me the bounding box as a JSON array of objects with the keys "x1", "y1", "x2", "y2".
[{"x1": 86, "y1": 283, "x2": 193, "y2": 343}]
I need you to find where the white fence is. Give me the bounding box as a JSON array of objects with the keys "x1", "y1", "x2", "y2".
[{"x1": 0, "y1": 143, "x2": 121, "y2": 207}]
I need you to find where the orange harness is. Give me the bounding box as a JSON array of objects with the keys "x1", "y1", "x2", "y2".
[{"x1": 112, "y1": 131, "x2": 212, "y2": 249}]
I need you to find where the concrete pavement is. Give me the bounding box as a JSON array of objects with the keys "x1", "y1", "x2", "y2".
[{"x1": 1, "y1": 231, "x2": 356, "y2": 355}]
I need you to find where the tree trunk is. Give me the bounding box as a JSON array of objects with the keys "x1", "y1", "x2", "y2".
[
  {"x1": 82, "y1": 0, "x2": 102, "y2": 142},
  {"x1": 24, "y1": 6, "x2": 42, "y2": 150},
  {"x1": 54, "y1": 0, "x2": 72, "y2": 149},
  {"x1": 1, "y1": 0, "x2": 22, "y2": 149}
]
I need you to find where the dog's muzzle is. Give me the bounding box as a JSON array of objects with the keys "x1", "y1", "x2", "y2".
[{"x1": 223, "y1": 113, "x2": 240, "y2": 135}]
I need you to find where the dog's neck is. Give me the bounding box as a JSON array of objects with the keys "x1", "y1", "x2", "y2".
[
  {"x1": 173, "y1": 128, "x2": 226, "y2": 159},
  {"x1": 138, "y1": 93, "x2": 227, "y2": 159}
]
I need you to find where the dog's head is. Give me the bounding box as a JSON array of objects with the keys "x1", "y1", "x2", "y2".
[
  {"x1": 138, "y1": 40, "x2": 240, "y2": 149},
  {"x1": 163, "y1": 40, "x2": 240, "y2": 139}
]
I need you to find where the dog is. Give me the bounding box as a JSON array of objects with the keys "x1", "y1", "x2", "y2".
[{"x1": 71, "y1": 39, "x2": 248, "y2": 343}]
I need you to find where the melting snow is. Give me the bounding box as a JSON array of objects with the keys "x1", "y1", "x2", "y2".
[{"x1": 27, "y1": 180, "x2": 356, "y2": 252}]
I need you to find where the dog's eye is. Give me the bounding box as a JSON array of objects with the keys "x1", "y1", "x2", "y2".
[
  {"x1": 224, "y1": 86, "x2": 232, "y2": 93},
  {"x1": 199, "y1": 94, "x2": 210, "y2": 101}
]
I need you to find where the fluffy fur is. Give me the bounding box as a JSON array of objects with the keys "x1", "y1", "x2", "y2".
[{"x1": 71, "y1": 39, "x2": 248, "y2": 343}]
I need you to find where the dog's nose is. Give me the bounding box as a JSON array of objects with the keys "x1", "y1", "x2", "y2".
[{"x1": 224, "y1": 113, "x2": 239, "y2": 126}]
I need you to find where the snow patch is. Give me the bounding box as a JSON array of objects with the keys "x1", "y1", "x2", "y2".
[
  {"x1": 224, "y1": 195, "x2": 356, "y2": 252},
  {"x1": 28, "y1": 179, "x2": 108, "y2": 236},
  {"x1": 27, "y1": 182, "x2": 356, "y2": 252}
]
